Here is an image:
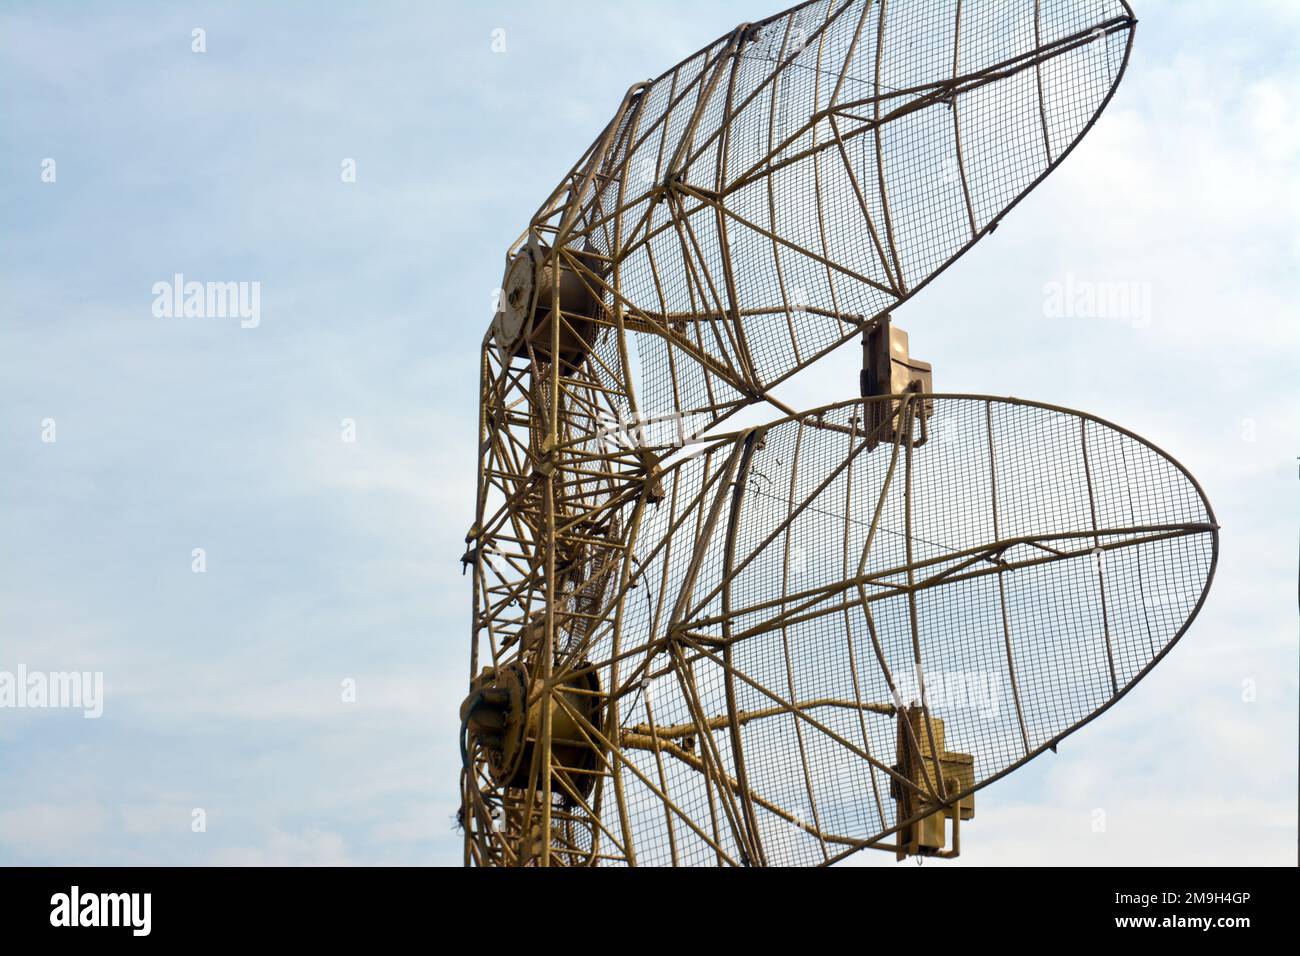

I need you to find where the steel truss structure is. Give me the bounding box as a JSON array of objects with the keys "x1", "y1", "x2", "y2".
[{"x1": 459, "y1": 0, "x2": 1218, "y2": 866}]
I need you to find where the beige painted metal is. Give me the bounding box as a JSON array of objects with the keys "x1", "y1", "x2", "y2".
[{"x1": 457, "y1": 0, "x2": 1217, "y2": 867}]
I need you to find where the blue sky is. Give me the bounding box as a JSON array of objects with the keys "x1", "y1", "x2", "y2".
[{"x1": 0, "y1": 0, "x2": 1295, "y2": 865}]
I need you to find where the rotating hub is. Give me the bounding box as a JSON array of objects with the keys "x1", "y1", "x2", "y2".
[{"x1": 461, "y1": 661, "x2": 606, "y2": 804}]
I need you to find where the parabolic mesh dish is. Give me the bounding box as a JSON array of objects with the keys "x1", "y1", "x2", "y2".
[
  {"x1": 593, "y1": 396, "x2": 1215, "y2": 865},
  {"x1": 536, "y1": 0, "x2": 1138, "y2": 433}
]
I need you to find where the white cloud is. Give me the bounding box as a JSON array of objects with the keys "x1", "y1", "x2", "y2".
[
  {"x1": 0, "y1": 802, "x2": 109, "y2": 857},
  {"x1": 210, "y1": 828, "x2": 352, "y2": 867}
]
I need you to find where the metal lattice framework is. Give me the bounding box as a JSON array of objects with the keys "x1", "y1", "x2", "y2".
[{"x1": 460, "y1": 0, "x2": 1218, "y2": 866}]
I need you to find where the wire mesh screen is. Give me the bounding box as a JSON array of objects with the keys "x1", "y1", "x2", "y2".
[
  {"x1": 598, "y1": 396, "x2": 1215, "y2": 865},
  {"x1": 543, "y1": 0, "x2": 1136, "y2": 433}
]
